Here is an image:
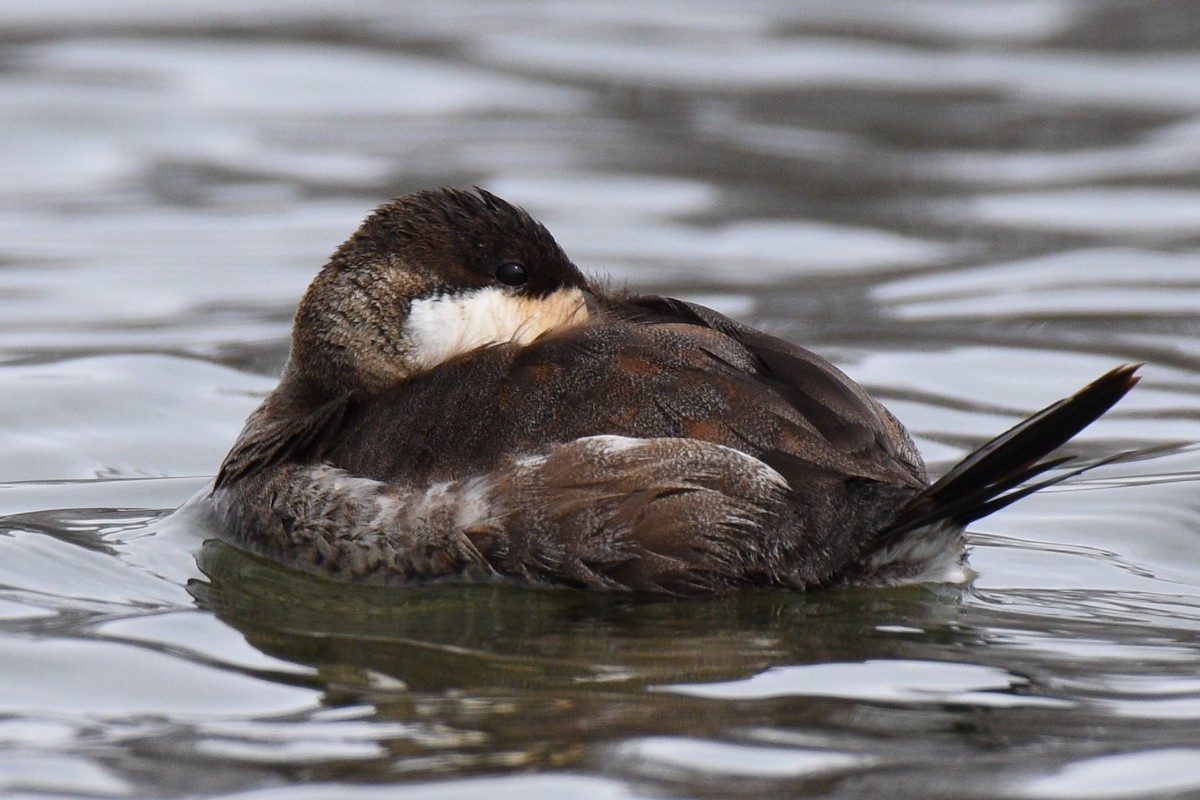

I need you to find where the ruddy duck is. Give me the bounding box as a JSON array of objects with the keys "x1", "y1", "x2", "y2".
[{"x1": 207, "y1": 188, "x2": 1138, "y2": 594}]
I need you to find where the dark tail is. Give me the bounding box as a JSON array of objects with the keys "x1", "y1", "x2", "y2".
[{"x1": 864, "y1": 364, "x2": 1141, "y2": 557}]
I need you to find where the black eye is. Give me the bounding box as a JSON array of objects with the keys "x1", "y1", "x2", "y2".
[{"x1": 494, "y1": 262, "x2": 528, "y2": 287}]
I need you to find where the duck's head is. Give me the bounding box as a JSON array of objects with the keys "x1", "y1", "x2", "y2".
[{"x1": 286, "y1": 188, "x2": 593, "y2": 396}]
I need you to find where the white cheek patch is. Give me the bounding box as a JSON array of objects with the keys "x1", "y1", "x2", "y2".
[{"x1": 403, "y1": 285, "x2": 589, "y2": 371}]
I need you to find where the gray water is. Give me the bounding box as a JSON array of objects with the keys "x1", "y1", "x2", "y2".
[{"x1": 3, "y1": 2, "x2": 1200, "y2": 798}]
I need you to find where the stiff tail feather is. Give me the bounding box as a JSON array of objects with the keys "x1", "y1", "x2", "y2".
[{"x1": 845, "y1": 364, "x2": 1140, "y2": 581}]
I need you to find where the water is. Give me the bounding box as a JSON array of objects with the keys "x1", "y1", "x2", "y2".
[{"x1": 2, "y1": 2, "x2": 1200, "y2": 798}]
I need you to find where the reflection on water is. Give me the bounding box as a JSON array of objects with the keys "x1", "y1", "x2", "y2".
[
  {"x1": 2, "y1": 1, "x2": 1200, "y2": 798},
  {"x1": 194, "y1": 539, "x2": 975, "y2": 692}
]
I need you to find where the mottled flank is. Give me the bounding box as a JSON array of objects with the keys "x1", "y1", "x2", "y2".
[
  {"x1": 211, "y1": 464, "x2": 497, "y2": 581},
  {"x1": 473, "y1": 436, "x2": 806, "y2": 594},
  {"x1": 206, "y1": 187, "x2": 1139, "y2": 594},
  {"x1": 212, "y1": 436, "x2": 815, "y2": 593}
]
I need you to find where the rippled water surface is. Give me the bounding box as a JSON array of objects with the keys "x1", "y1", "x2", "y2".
[{"x1": 3, "y1": 2, "x2": 1200, "y2": 798}]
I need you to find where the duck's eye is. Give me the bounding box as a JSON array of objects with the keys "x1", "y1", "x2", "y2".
[{"x1": 494, "y1": 262, "x2": 528, "y2": 287}]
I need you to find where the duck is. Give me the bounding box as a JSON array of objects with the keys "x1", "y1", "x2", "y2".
[{"x1": 206, "y1": 187, "x2": 1139, "y2": 595}]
